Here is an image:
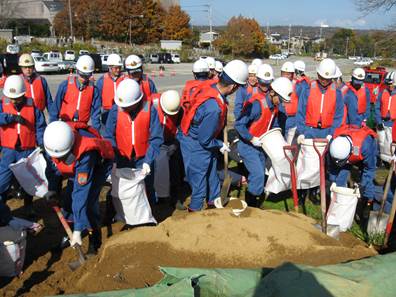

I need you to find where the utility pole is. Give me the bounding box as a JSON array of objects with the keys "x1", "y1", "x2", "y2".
[
  {"x1": 68, "y1": 0, "x2": 73, "y2": 41},
  {"x1": 345, "y1": 37, "x2": 349, "y2": 57},
  {"x1": 287, "y1": 24, "x2": 291, "y2": 53}
]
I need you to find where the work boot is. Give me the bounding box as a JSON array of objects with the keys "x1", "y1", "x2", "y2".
[
  {"x1": 245, "y1": 191, "x2": 259, "y2": 208},
  {"x1": 86, "y1": 229, "x2": 102, "y2": 256},
  {"x1": 104, "y1": 189, "x2": 115, "y2": 225}
]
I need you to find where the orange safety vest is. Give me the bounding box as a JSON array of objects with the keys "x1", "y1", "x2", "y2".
[
  {"x1": 246, "y1": 93, "x2": 277, "y2": 137},
  {"x1": 180, "y1": 86, "x2": 227, "y2": 137},
  {"x1": 333, "y1": 125, "x2": 377, "y2": 164},
  {"x1": 181, "y1": 79, "x2": 206, "y2": 111},
  {"x1": 116, "y1": 100, "x2": 151, "y2": 160},
  {"x1": 305, "y1": 81, "x2": 337, "y2": 129},
  {"x1": 101, "y1": 73, "x2": 125, "y2": 110},
  {"x1": 247, "y1": 84, "x2": 258, "y2": 96},
  {"x1": 297, "y1": 76, "x2": 310, "y2": 85},
  {"x1": 140, "y1": 75, "x2": 152, "y2": 99},
  {"x1": 0, "y1": 74, "x2": 6, "y2": 88},
  {"x1": 341, "y1": 83, "x2": 367, "y2": 115},
  {"x1": 380, "y1": 89, "x2": 396, "y2": 120},
  {"x1": 59, "y1": 76, "x2": 94, "y2": 124},
  {"x1": 284, "y1": 80, "x2": 299, "y2": 116},
  {"x1": 22, "y1": 74, "x2": 46, "y2": 111},
  {"x1": 53, "y1": 130, "x2": 114, "y2": 176},
  {"x1": 151, "y1": 93, "x2": 180, "y2": 142},
  {"x1": 0, "y1": 98, "x2": 36, "y2": 149}
]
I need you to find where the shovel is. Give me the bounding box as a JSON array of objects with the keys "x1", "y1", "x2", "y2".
[
  {"x1": 283, "y1": 145, "x2": 299, "y2": 213},
  {"x1": 220, "y1": 125, "x2": 231, "y2": 206},
  {"x1": 313, "y1": 138, "x2": 329, "y2": 234},
  {"x1": 384, "y1": 175, "x2": 396, "y2": 247},
  {"x1": 52, "y1": 206, "x2": 86, "y2": 271}
]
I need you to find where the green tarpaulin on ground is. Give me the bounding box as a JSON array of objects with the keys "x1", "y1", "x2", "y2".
[{"x1": 55, "y1": 252, "x2": 396, "y2": 297}]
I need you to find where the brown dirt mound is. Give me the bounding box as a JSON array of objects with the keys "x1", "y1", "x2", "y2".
[{"x1": 7, "y1": 207, "x2": 376, "y2": 296}]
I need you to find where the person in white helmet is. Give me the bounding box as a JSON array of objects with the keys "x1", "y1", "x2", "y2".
[
  {"x1": 296, "y1": 58, "x2": 344, "y2": 140},
  {"x1": 333, "y1": 66, "x2": 344, "y2": 90},
  {"x1": 179, "y1": 60, "x2": 248, "y2": 211},
  {"x1": 0, "y1": 75, "x2": 46, "y2": 216},
  {"x1": 375, "y1": 71, "x2": 396, "y2": 131},
  {"x1": 235, "y1": 77, "x2": 292, "y2": 207},
  {"x1": 214, "y1": 60, "x2": 223, "y2": 80},
  {"x1": 104, "y1": 79, "x2": 163, "y2": 204},
  {"x1": 294, "y1": 60, "x2": 310, "y2": 88},
  {"x1": 43, "y1": 121, "x2": 114, "y2": 255},
  {"x1": 204, "y1": 57, "x2": 216, "y2": 79},
  {"x1": 50, "y1": 55, "x2": 101, "y2": 131},
  {"x1": 96, "y1": 54, "x2": 126, "y2": 126},
  {"x1": 149, "y1": 90, "x2": 185, "y2": 208},
  {"x1": 328, "y1": 124, "x2": 377, "y2": 223},
  {"x1": 124, "y1": 54, "x2": 157, "y2": 98},
  {"x1": 234, "y1": 63, "x2": 258, "y2": 119},
  {"x1": 18, "y1": 53, "x2": 53, "y2": 112},
  {"x1": 340, "y1": 68, "x2": 371, "y2": 127}
]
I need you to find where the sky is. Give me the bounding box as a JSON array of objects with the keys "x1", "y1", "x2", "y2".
[{"x1": 179, "y1": 0, "x2": 396, "y2": 30}]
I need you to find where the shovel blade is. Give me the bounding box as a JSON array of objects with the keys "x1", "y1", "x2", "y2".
[
  {"x1": 68, "y1": 245, "x2": 86, "y2": 271},
  {"x1": 367, "y1": 211, "x2": 389, "y2": 235},
  {"x1": 220, "y1": 174, "x2": 232, "y2": 206}
]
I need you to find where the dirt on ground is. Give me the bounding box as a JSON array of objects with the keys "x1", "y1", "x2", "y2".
[{"x1": 0, "y1": 197, "x2": 377, "y2": 297}]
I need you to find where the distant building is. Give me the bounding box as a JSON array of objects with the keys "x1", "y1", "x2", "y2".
[
  {"x1": 0, "y1": 29, "x2": 13, "y2": 43},
  {"x1": 160, "y1": 40, "x2": 182, "y2": 51},
  {"x1": 199, "y1": 31, "x2": 219, "y2": 48}
]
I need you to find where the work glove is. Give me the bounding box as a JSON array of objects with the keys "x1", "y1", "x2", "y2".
[
  {"x1": 220, "y1": 142, "x2": 231, "y2": 154},
  {"x1": 377, "y1": 123, "x2": 385, "y2": 131},
  {"x1": 326, "y1": 135, "x2": 332, "y2": 141},
  {"x1": 70, "y1": 230, "x2": 82, "y2": 247},
  {"x1": 9, "y1": 114, "x2": 26, "y2": 125},
  {"x1": 297, "y1": 134, "x2": 305, "y2": 145},
  {"x1": 44, "y1": 191, "x2": 59, "y2": 205},
  {"x1": 250, "y1": 136, "x2": 262, "y2": 147},
  {"x1": 141, "y1": 163, "x2": 151, "y2": 176}
]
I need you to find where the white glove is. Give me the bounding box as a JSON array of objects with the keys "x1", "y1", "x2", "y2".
[
  {"x1": 326, "y1": 135, "x2": 332, "y2": 141},
  {"x1": 297, "y1": 134, "x2": 305, "y2": 144},
  {"x1": 70, "y1": 230, "x2": 82, "y2": 247},
  {"x1": 141, "y1": 163, "x2": 151, "y2": 175},
  {"x1": 250, "y1": 136, "x2": 262, "y2": 147},
  {"x1": 220, "y1": 142, "x2": 231, "y2": 154}
]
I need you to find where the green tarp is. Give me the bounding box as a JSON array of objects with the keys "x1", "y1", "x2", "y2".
[{"x1": 54, "y1": 252, "x2": 396, "y2": 297}]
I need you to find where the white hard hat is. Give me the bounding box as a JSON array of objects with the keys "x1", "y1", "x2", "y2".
[
  {"x1": 316, "y1": 58, "x2": 337, "y2": 79},
  {"x1": 330, "y1": 136, "x2": 352, "y2": 161},
  {"x1": 3, "y1": 75, "x2": 26, "y2": 98},
  {"x1": 256, "y1": 64, "x2": 274, "y2": 82},
  {"x1": 393, "y1": 76, "x2": 396, "y2": 86},
  {"x1": 107, "y1": 53, "x2": 123, "y2": 67},
  {"x1": 223, "y1": 59, "x2": 249, "y2": 85},
  {"x1": 18, "y1": 53, "x2": 34, "y2": 67},
  {"x1": 294, "y1": 60, "x2": 305, "y2": 72},
  {"x1": 76, "y1": 55, "x2": 94, "y2": 74},
  {"x1": 251, "y1": 58, "x2": 263, "y2": 67},
  {"x1": 281, "y1": 61, "x2": 295, "y2": 73},
  {"x1": 334, "y1": 66, "x2": 343, "y2": 78},
  {"x1": 115, "y1": 79, "x2": 143, "y2": 107},
  {"x1": 193, "y1": 60, "x2": 209, "y2": 73},
  {"x1": 384, "y1": 71, "x2": 394, "y2": 84},
  {"x1": 271, "y1": 77, "x2": 293, "y2": 102},
  {"x1": 160, "y1": 90, "x2": 180, "y2": 115},
  {"x1": 125, "y1": 55, "x2": 142, "y2": 70},
  {"x1": 352, "y1": 68, "x2": 366, "y2": 80},
  {"x1": 205, "y1": 57, "x2": 216, "y2": 69},
  {"x1": 248, "y1": 64, "x2": 258, "y2": 74},
  {"x1": 44, "y1": 121, "x2": 75, "y2": 158},
  {"x1": 215, "y1": 60, "x2": 223, "y2": 73}
]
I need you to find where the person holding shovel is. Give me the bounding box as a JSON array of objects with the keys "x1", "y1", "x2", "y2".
[
  {"x1": 179, "y1": 60, "x2": 248, "y2": 211},
  {"x1": 235, "y1": 75, "x2": 292, "y2": 207}
]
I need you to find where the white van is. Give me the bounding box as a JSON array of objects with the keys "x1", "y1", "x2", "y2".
[
  {"x1": 43, "y1": 51, "x2": 63, "y2": 63},
  {"x1": 171, "y1": 53, "x2": 180, "y2": 63},
  {"x1": 79, "y1": 50, "x2": 90, "y2": 56},
  {"x1": 64, "y1": 50, "x2": 75, "y2": 61},
  {"x1": 150, "y1": 54, "x2": 159, "y2": 64}
]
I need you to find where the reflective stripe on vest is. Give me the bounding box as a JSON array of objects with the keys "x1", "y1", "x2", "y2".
[
  {"x1": 0, "y1": 98, "x2": 36, "y2": 149},
  {"x1": 101, "y1": 73, "x2": 125, "y2": 110},
  {"x1": 305, "y1": 81, "x2": 337, "y2": 129},
  {"x1": 22, "y1": 74, "x2": 46, "y2": 111},
  {"x1": 116, "y1": 101, "x2": 151, "y2": 159},
  {"x1": 59, "y1": 76, "x2": 94, "y2": 123},
  {"x1": 246, "y1": 93, "x2": 277, "y2": 137},
  {"x1": 284, "y1": 80, "x2": 298, "y2": 116},
  {"x1": 380, "y1": 89, "x2": 396, "y2": 120},
  {"x1": 333, "y1": 125, "x2": 377, "y2": 164}
]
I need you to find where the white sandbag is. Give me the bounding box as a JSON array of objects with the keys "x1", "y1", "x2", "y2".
[
  {"x1": 111, "y1": 167, "x2": 157, "y2": 226},
  {"x1": 327, "y1": 183, "x2": 360, "y2": 232},
  {"x1": 286, "y1": 126, "x2": 297, "y2": 145},
  {"x1": 0, "y1": 226, "x2": 27, "y2": 277},
  {"x1": 296, "y1": 139, "x2": 326, "y2": 189},
  {"x1": 9, "y1": 148, "x2": 49, "y2": 198},
  {"x1": 377, "y1": 126, "x2": 393, "y2": 163},
  {"x1": 260, "y1": 128, "x2": 292, "y2": 194}
]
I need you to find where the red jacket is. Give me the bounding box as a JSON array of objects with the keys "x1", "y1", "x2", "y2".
[
  {"x1": 0, "y1": 98, "x2": 36, "y2": 149},
  {"x1": 101, "y1": 73, "x2": 125, "y2": 110},
  {"x1": 116, "y1": 101, "x2": 151, "y2": 159},
  {"x1": 180, "y1": 86, "x2": 227, "y2": 137},
  {"x1": 333, "y1": 125, "x2": 376, "y2": 164},
  {"x1": 53, "y1": 129, "x2": 114, "y2": 176},
  {"x1": 305, "y1": 81, "x2": 337, "y2": 129},
  {"x1": 59, "y1": 76, "x2": 94, "y2": 123},
  {"x1": 151, "y1": 93, "x2": 180, "y2": 142},
  {"x1": 246, "y1": 93, "x2": 277, "y2": 137},
  {"x1": 380, "y1": 89, "x2": 396, "y2": 120},
  {"x1": 284, "y1": 80, "x2": 299, "y2": 116},
  {"x1": 22, "y1": 74, "x2": 46, "y2": 111},
  {"x1": 341, "y1": 83, "x2": 367, "y2": 114}
]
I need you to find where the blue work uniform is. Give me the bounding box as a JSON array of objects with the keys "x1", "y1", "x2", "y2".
[
  {"x1": 96, "y1": 74, "x2": 123, "y2": 127},
  {"x1": 343, "y1": 85, "x2": 371, "y2": 126},
  {"x1": 375, "y1": 88, "x2": 396, "y2": 128},
  {"x1": 234, "y1": 84, "x2": 257, "y2": 120},
  {"x1": 284, "y1": 81, "x2": 304, "y2": 136}
]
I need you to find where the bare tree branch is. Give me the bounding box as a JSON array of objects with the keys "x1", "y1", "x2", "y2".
[{"x1": 354, "y1": 0, "x2": 396, "y2": 15}]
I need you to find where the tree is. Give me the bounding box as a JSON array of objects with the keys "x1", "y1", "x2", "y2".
[
  {"x1": 0, "y1": 0, "x2": 20, "y2": 29},
  {"x1": 355, "y1": 0, "x2": 396, "y2": 13},
  {"x1": 161, "y1": 5, "x2": 192, "y2": 41},
  {"x1": 328, "y1": 28, "x2": 357, "y2": 56},
  {"x1": 214, "y1": 16, "x2": 266, "y2": 58}
]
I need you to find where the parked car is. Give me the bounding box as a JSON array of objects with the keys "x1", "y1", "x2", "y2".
[
  {"x1": 43, "y1": 51, "x2": 63, "y2": 63},
  {"x1": 1, "y1": 53, "x2": 20, "y2": 75},
  {"x1": 58, "y1": 60, "x2": 75, "y2": 73},
  {"x1": 158, "y1": 53, "x2": 172, "y2": 64},
  {"x1": 269, "y1": 54, "x2": 286, "y2": 60},
  {"x1": 101, "y1": 54, "x2": 109, "y2": 72},
  {"x1": 89, "y1": 53, "x2": 103, "y2": 73},
  {"x1": 30, "y1": 50, "x2": 42, "y2": 58},
  {"x1": 64, "y1": 50, "x2": 76, "y2": 61},
  {"x1": 354, "y1": 58, "x2": 373, "y2": 66},
  {"x1": 363, "y1": 66, "x2": 387, "y2": 102},
  {"x1": 79, "y1": 50, "x2": 90, "y2": 56},
  {"x1": 33, "y1": 56, "x2": 59, "y2": 73},
  {"x1": 171, "y1": 53, "x2": 180, "y2": 63},
  {"x1": 6, "y1": 44, "x2": 20, "y2": 54},
  {"x1": 150, "y1": 54, "x2": 159, "y2": 63}
]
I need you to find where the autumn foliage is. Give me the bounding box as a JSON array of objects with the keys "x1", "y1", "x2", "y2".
[
  {"x1": 53, "y1": 0, "x2": 192, "y2": 44},
  {"x1": 214, "y1": 15, "x2": 267, "y2": 57}
]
